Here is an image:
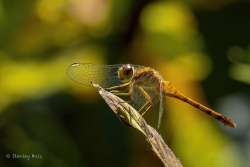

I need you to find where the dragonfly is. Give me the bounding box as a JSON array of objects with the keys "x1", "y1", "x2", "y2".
[{"x1": 67, "y1": 63, "x2": 236, "y2": 128}]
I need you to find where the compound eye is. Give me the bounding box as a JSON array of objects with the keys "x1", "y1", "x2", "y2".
[{"x1": 118, "y1": 64, "x2": 134, "y2": 83}]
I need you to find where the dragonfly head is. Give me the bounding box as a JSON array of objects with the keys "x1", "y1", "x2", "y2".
[{"x1": 118, "y1": 64, "x2": 134, "y2": 83}]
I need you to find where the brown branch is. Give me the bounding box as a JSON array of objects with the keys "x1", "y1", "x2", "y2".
[{"x1": 92, "y1": 83, "x2": 183, "y2": 167}]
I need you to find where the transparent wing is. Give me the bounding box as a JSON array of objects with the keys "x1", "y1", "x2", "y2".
[
  {"x1": 67, "y1": 63, "x2": 125, "y2": 88},
  {"x1": 130, "y1": 85, "x2": 149, "y2": 111},
  {"x1": 130, "y1": 83, "x2": 165, "y2": 128},
  {"x1": 157, "y1": 81, "x2": 165, "y2": 128},
  {"x1": 130, "y1": 69, "x2": 165, "y2": 127}
]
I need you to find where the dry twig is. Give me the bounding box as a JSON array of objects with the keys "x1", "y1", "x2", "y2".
[{"x1": 92, "y1": 83, "x2": 183, "y2": 167}]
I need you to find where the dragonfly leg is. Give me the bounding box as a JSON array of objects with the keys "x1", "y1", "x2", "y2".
[
  {"x1": 140, "y1": 101, "x2": 152, "y2": 116},
  {"x1": 109, "y1": 90, "x2": 130, "y2": 96},
  {"x1": 105, "y1": 82, "x2": 131, "y2": 91},
  {"x1": 137, "y1": 86, "x2": 152, "y2": 116}
]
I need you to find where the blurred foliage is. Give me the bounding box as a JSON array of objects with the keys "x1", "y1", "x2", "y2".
[
  {"x1": 0, "y1": 0, "x2": 249, "y2": 167},
  {"x1": 228, "y1": 46, "x2": 250, "y2": 84}
]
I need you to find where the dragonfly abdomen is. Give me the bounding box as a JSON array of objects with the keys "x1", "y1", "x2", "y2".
[{"x1": 162, "y1": 81, "x2": 236, "y2": 128}]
